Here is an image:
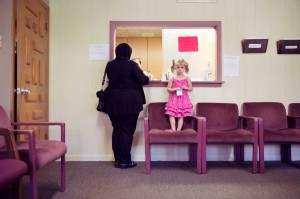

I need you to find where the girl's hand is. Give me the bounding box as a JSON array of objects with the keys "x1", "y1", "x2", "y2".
[
  {"x1": 171, "y1": 87, "x2": 180, "y2": 92},
  {"x1": 181, "y1": 86, "x2": 188, "y2": 90}
]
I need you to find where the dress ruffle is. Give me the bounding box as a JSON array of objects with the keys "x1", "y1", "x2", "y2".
[{"x1": 165, "y1": 103, "x2": 193, "y2": 117}]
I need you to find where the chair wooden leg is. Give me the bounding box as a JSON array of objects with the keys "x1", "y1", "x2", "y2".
[
  {"x1": 234, "y1": 144, "x2": 241, "y2": 162},
  {"x1": 196, "y1": 143, "x2": 201, "y2": 174},
  {"x1": 259, "y1": 141, "x2": 265, "y2": 174},
  {"x1": 234, "y1": 144, "x2": 244, "y2": 163},
  {"x1": 258, "y1": 120, "x2": 265, "y2": 174},
  {"x1": 61, "y1": 155, "x2": 66, "y2": 192},
  {"x1": 252, "y1": 143, "x2": 258, "y2": 174},
  {"x1": 145, "y1": 143, "x2": 151, "y2": 175},
  {"x1": 30, "y1": 168, "x2": 38, "y2": 199},
  {"x1": 281, "y1": 144, "x2": 292, "y2": 163},
  {"x1": 201, "y1": 142, "x2": 207, "y2": 174},
  {"x1": 240, "y1": 144, "x2": 244, "y2": 162},
  {"x1": 189, "y1": 144, "x2": 196, "y2": 162},
  {"x1": 12, "y1": 179, "x2": 23, "y2": 199}
]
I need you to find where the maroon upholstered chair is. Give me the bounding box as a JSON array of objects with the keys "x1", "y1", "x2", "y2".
[
  {"x1": 0, "y1": 106, "x2": 67, "y2": 199},
  {"x1": 288, "y1": 103, "x2": 300, "y2": 129},
  {"x1": 144, "y1": 102, "x2": 205, "y2": 174},
  {"x1": 242, "y1": 102, "x2": 300, "y2": 173},
  {"x1": 196, "y1": 103, "x2": 260, "y2": 174},
  {"x1": 0, "y1": 127, "x2": 27, "y2": 199}
]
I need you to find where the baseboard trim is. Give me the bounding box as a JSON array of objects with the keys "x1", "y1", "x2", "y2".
[{"x1": 65, "y1": 154, "x2": 300, "y2": 161}]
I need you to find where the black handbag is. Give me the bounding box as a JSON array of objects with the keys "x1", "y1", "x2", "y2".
[{"x1": 96, "y1": 68, "x2": 107, "y2": 112}]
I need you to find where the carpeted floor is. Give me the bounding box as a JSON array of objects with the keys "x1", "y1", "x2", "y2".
[{"x1": 2, "y1": 161, "x2": 300, "y2": 199}]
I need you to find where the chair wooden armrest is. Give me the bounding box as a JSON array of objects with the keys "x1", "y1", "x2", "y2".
[
  {"x1": 11, "y1": 129, "x2": 36, "y2": 165},
  {"x1": 287, "y1": 115, "x2": 300, "y2": 120},
  {"x1": 0, "y1": 128, "x2": 20, "y2": 159},
  {"x1": 287, "y1": 115, "x2": 300, "y2": 128},
  {"x1": 239, "y1": 116, "x2": 260, "y2": 133},
  {"x1": 11, "y1": 122, "x2": 65, "y2": 142}
]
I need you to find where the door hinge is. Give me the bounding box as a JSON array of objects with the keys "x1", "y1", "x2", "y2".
[{"x1": 14, "y1": 42, "x2": 17, "y2": 53}]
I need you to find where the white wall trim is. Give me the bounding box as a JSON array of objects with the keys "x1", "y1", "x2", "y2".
[{"x1": 65, "y1": 154, "x2": 300, "y2": 161}]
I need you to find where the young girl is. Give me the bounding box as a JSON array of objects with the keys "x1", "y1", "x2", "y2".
[{"x1": 165, "y1": 59, "x2": 193, "y2": 132}]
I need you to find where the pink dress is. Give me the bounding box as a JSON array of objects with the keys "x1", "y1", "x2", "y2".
[{"x1": 165, "y1": 78, "x2": 193, "y2": 118}]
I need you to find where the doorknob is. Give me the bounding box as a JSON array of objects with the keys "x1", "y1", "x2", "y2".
[{"x1": 15, "y1": 88, "x2": 31, "y2": 94}]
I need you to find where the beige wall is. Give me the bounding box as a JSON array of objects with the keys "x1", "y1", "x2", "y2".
[
  {"x1": 0, "y1": 0, "x2": 13, "y2": 117},
  {"x1": 49, "y1": 0, "x2": 300, "y2": 161}
]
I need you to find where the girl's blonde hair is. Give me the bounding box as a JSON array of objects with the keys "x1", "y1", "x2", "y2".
[{"x1": 176, "y1": 59, "x2": 189, "y2": 73}]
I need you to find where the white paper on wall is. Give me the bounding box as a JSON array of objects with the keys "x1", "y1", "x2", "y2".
[
  {"x1": 223, "y1": 56, "x2": 239, "y2": 76},
  {"x1": 89, "y1": 44, "x2": 109, "y2": 61}
]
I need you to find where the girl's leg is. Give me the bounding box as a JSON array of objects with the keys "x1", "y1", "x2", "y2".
[
  {"x1": 177, "y1": 117, "x2": 184, "y2": 131},
  {"x1": 169, "y1": 116, "x2": 176, "y2": 132}
]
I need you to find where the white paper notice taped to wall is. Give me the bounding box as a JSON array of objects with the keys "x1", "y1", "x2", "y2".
[
  {"x1": 224, "y1": 56, "x2": 239, "y2": 76},
  {"x1": 89, "y1": 44, "x2": 109, "y2": 61}
]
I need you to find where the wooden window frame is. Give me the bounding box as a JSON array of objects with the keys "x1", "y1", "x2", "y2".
[{"x1": 110, "y1": 21, "x2": 224, "y2": 87}]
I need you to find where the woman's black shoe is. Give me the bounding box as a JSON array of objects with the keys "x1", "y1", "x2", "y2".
[
  {"x1": 114, "y1": 162, "x2": 121, "y2": 168},
  {"x1": 120, "y1": 161, "x2": 137, "y2": 169}
]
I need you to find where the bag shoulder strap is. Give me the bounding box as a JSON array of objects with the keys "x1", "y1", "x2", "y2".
[{"x1": 101, "y1": 67, "x2": 107, "y2": 88}]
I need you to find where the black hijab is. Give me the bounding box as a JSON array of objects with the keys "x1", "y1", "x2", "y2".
[{"x1": 115, "y1": 43, "x2": 132, "y2": 60}]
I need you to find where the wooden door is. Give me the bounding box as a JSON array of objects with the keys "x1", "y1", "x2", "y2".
[
  {"x1": 14, "y1": 0, "x2": 49, "y2": 140},
  {"x1": 115, "y1": 37, "x2": 162, "y2": 78},
  {"x1": 148, "y1": 38, "x2": 162, "y2": 79},
  {"x1": 116, "y1": 38, "x2": 128, "y2": 47},
  {"x1": 128, "y1": 38, "x2": 148, "y2": 72}
]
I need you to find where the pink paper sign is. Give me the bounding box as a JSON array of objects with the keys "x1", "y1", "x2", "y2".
[{"x1": 178, "y1": 36, "x2": 198, "y2": 52}]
